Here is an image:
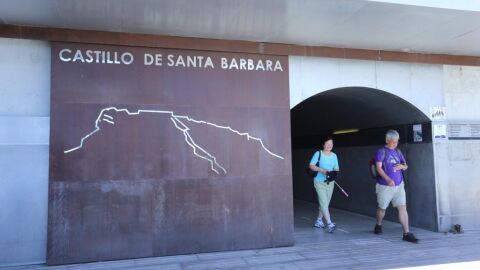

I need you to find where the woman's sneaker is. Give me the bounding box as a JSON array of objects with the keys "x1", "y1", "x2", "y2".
[
  {"x1": 402, "y1": 232, "x2": 419, "y2": 243},
  {"x1": 374, "y1": 224, "x2": 383, "y2": 234},
  {"x1": 326, "y1": 222, "x2": 336, "y2": 233},
  {"x1": 314, "y1": 218, "x2": 326, "y2": 228}
]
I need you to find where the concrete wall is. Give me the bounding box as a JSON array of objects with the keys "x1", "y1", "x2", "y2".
[
  {"x1": 434, "y1": 65, "x2": 480, "y2": 231},
  {"x1": 404, "y1": 142, "x2": 438, "y2": 230},
  {"x1": 288, "y1": 56, "x2": 444, "y2": 114},
  {"x1": 289, "y1": 56, "x2": 480, "y2": 232},
  {"x1": 0, "y1": 38, "x2": 50, "y2": 266},
  {"x1": 1, "y1": 39, "x2": 480, "y2": 266}
]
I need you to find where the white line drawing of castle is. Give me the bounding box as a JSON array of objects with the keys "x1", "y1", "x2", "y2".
[{"x1": 64, "y1": 107, "x2": 285, "y2": 174}]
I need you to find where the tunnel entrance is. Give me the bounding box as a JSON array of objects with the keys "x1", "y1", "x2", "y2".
[{"x1": 291, "y1": 87, "x2": 438, "y2": 232}]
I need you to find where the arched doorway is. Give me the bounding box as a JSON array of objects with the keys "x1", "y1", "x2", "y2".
[{"x1": 291, "y1": 87, "x2": 438, "y2": 231}]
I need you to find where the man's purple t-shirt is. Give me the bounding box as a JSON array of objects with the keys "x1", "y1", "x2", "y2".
[{"x1": 375, "y1": 147, "x2": 406, "y2": 186}]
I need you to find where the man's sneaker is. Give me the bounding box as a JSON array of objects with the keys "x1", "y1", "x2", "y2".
[
  {"x1": 314, "y1": 219, "x2": 326, "y2": 228},
  {"x1": 326, "y1": 222, "x2": 336, "y2": 233},
  {"x1": 374, "y1": 224, "x2": 383, "y2": 234},
  {"x1": 403, "y1": 232, "x2": 419, "y2": 243}
]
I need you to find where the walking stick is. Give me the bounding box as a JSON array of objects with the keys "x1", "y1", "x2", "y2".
[{"x1": 334, "y1": 181, "x2": 349, "y2": 197}]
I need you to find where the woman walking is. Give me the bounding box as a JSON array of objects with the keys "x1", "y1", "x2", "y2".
[{"x1": 308, "y1": 136, "x2": 340, "y2": 233}]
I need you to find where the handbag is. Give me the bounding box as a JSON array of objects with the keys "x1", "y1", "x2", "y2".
[
  {"x1": 306, "y1": 150, "x2": 321, "y2": 177},
  {"x1": 326, "y1": 171, "x2": 338, "y2": 183}
]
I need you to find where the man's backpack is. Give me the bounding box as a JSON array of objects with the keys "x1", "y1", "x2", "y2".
[
  {"x1": 369, "y1": 157, "x2": 380, "y2": 179},
  {"x1": 369, "y1": 147, "x2": 403, "y2": 179}
]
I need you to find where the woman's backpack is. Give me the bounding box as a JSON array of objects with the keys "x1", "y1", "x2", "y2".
[{"x1": 306, "y1": 150, "x2": 321, "y2": 177}]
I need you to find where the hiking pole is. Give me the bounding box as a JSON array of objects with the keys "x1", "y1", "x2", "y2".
[{"x1": 334, "y1": 182, "x2": 349, "y2": 197}]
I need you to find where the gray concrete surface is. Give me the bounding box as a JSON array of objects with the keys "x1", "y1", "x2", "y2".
[
  {"x1": 0, "y1": 37, "x2": 50, "y2": 267},
  {"x1": 2, "y1": 200, "x2": 479, "y2": 270},
  {"x1": 289, "y1": 56, "x2": 480, "y2": 232},
  {"x1": 2, "y1": 36, "x2": 480, "y2": 267}
]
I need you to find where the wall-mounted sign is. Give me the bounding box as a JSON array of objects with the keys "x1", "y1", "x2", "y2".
[
  {"x1": 47, "y1": 42, "x2": 293, "y2": 265},
  {"x1": 58, "y1": 48, "x2": 284, "y2": 71},
  {"x1": 448, "y1": 123, "x2": 480, "y2": 140},
  {"x1": 472, "y1": 124, "x2": 480, "y2": 137},
  {"x1": 413, "y1": 124, "x2": 423, "y2": 142},
  {"x1": 448, "y1": 123, "x2": 470, "y2": 138},
  {"x1": 433, "y1": 124, "x2": 447, "y2": 139},
  {"x1": 430, "y1": 106, "x2": 446, "y2": 121}
]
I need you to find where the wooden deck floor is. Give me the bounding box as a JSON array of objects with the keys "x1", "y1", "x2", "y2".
[{"x1": 3, "y1": 201, "x2": 480, "y2": 270}]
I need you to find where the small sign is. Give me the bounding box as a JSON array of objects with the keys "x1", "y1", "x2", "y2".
[
  {"x1": 433, "y1": 124, "x2": 447, "y2": 139},
  {"x1": 448, "y1": 123, "x2": 480, "y2": 139},
  {"x1": 413, "y1": 124, "x2": 422, "y2": 142},
  {"x1": 448, "y1": 124, "x2": 471, "y2": 138},
  {"x1": 430, "y1": 107, "x2": 446, "y2": 120},
  {"x1": 471, "y1": 124, "x2": 480, "y2": 138}
]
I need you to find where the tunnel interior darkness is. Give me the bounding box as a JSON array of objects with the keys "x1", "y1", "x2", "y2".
[{"x1": 291, "y1": 87, "x2": 438, "y2": 231}]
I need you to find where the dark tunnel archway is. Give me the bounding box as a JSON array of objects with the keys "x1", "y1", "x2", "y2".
[{"x1": 291, "y1": 87, "x2": 438, "y2": 231}]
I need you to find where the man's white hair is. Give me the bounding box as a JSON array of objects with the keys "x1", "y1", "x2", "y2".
[{"x1": 385, "y1": 129, "x2": 400, "y2": 141}]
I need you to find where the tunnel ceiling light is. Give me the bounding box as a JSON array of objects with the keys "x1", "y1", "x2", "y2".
[{"x1": 333, "y1": 128, "x2": 359, "y2": 135}]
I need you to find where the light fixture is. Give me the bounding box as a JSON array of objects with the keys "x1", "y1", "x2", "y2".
[{"x1": 333, "y1": 129, "x2": 359, "y2": 135}]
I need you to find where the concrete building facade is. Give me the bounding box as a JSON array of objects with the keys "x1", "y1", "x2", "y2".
[
  {"x1": 1, "y1": 0, "x2": 480, "y2": 267},
  {"x1": 1, "y1": 35, "x2": 479, "y2": 267}
]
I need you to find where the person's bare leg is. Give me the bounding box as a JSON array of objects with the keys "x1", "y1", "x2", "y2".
[
  {"x1": 321, "y1": 209, "x2": 331, "y2": 223},
  {"x1": 376, "y1": 208, "x2": 386, "y2": 225},
  {"x1": 317, "y1": 209, "x2": 324, "y2": 221},
  {"x1": 397, "y1": 205, "x2": 409, "y2": 233}
]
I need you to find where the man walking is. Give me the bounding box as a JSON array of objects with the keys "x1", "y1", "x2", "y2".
[{"x1": 374, "y1": 130, "x2": 418, "y2": 243}]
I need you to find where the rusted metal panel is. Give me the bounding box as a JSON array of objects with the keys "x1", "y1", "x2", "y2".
[{"x1": 47, "y1": 42, "x2": 293, "y2": 265}]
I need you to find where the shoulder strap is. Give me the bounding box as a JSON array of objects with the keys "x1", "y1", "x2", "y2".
[
  {"x1": 381, "y1": 147, "x2": 387, "y2": 170},
  {"x1": 316, "y1": 149, "x2": 321, "y2": 166}
]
